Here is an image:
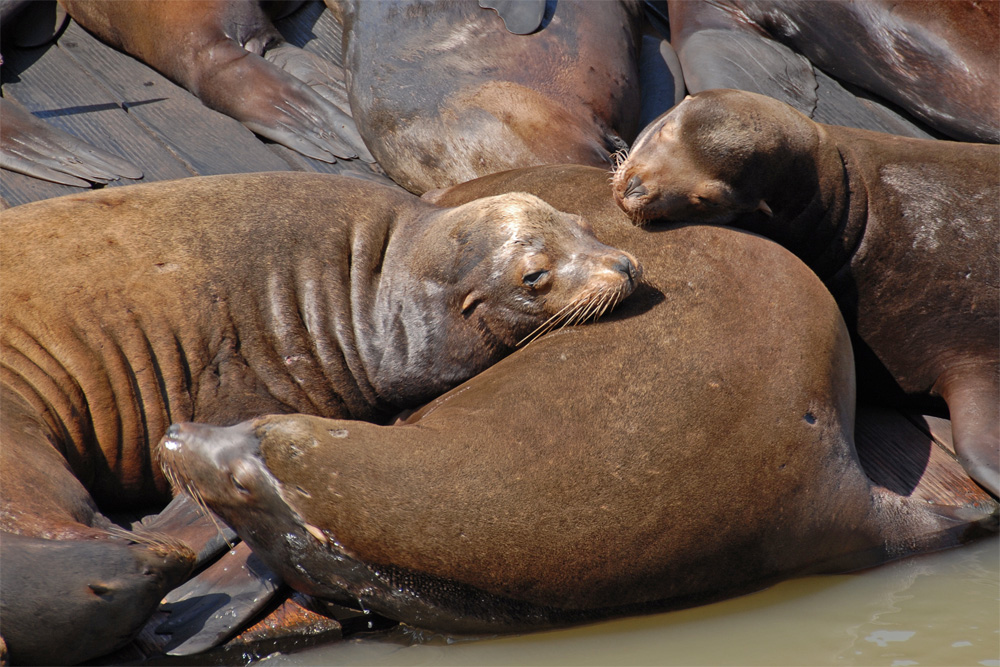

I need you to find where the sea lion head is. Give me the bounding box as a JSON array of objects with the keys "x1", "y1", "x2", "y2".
[
  {"x1": 157, "y1": 420, "x2": 380, "y2": 608},
  {"x1": 430, "y1": 192, "x2": 642, "y2": 344},
  {"x1": 611, "y1": 89, "x2": 815, "y2": 225},
  {"x1": 369, "y1": 192, "x2": 642, "y2": 406}
]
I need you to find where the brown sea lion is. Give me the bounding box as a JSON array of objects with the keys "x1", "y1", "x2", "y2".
[
  {"x1": 666, "y1": 0, "x2": 1000, "y2": 142},
  {"x1": 159, "y1": 165, "x2": 997, "y2": 636},
  {"x1": 56, "y1": 0, "x2": 372, "y2": 162},
  {"x1": 329, "y1": 0, "x2": 643, "y2": 193},
  {"x1": 612, "y1": 89, "x2": 1000, "y2": 496},
  {"x1": 0, "y1": 171, "x2": 637, "y2": 662},
  {"x1": 0, "y1": 530, "x2": 194, "y2": 665}
]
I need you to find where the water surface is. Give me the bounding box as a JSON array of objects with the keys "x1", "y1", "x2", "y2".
[{"x1": 265, "y1": 536, "x2": 999, "y2": 666}]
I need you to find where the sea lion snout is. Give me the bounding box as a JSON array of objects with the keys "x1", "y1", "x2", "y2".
[
  {"x1": 622, "y1": 175, "x2": 648, "y2": 200},
  {"x1": 613, "y1": 252, "x2": 640, "y2": 283},
  {"x1": 158, "y1": 421, "x2": 272, "y2": 510}
]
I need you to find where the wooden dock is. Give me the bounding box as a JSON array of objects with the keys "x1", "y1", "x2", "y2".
[
  {"x1": 1, "y1": 2, "x2": 994, "y2": 663},
  {"x1": 1, "y1": 1, "x2": 394, "y2": 209}
]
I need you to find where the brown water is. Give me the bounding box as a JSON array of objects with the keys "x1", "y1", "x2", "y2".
[{"x1": 262, "y1": 536, "x2": 998, "y2": 667}]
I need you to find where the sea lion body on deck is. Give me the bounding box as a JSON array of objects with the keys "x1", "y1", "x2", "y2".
[
  {"x1": 0, "y1": 171, "x2": 637, "y2": 662},
  {"x1": 613, "y1": 89, "x2": 1000, "y2": 496},
  {"x1": 160, "y1": 165, "x2": 998, "y2": 635},
  {"x1": 667, "y1": 0, "x2": 1000, "y2": 142},
  {"x1": 57, "y1": 0, "x2": 372, "y2": 162},
  {"x1": 332, "y1": 0, "x2": 644, "y2": 193}
]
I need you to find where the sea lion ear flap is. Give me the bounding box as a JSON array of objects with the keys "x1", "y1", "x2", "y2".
[
  {"x1": 757, "y1": 200, "x2": 773, "y2": 217},
  {"x1": 461, "y1": 293, "x2": 480, "y2": 315}
]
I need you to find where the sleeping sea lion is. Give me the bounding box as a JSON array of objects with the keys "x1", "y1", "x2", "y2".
[
  {"x1": 329, "y1": 0, "x2": 644, "y2": 193},
  {"x1": 158, "y1": 164, "x2": 998, "y2": 635},
  {"x1": 612, "y1": 89, "x2": 999, "y2": 496},
  {"x1": 57, "y1": 0, "x2": 372, "y2": 162},
  {"x1": 0, "y1": 170, "x2": 637, "y2": 663}
]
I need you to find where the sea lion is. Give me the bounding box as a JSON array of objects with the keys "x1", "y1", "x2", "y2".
[
  {"x1": 612, "y1": 89, "x2": 1000, "y2": 496},
  {"x1": 56, "y1": 0, "x2": 372, "y2": 162},
  {"x1": 0, "y1": 530, "x2": 195, "y2": 665},
  {"x1": 666, "y1": 0, "x2": 1000, "y2": 142},
  {"x1": 159, "y1": 166, "x2": 997, "y2": 632},
  {"x1": 0, "y1": 171, "x2": 637, "y2": 661},
  {"x1": 330, "y1": 0, "x2": 643, "y2": 194}
]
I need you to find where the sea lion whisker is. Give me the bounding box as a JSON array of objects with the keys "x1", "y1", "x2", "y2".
[{"x1": 518, "y1": 299, "x2": 582, "y2": 346}]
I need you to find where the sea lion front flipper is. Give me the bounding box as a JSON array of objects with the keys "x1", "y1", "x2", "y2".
[
  {"x1": 262, "y1": 43, "x2": 374, "y2": 162},
  {"x1": 478, "y1": 0, "x2": 548, "y2": 35},
  {"x1": 0, "y1": 97, "x2": 143, "y2": 187},
  {"x1": 135, "y1": 493, "x2": 237, "y2": 567},
  {"x1": 157, "y1": 540, "x2": 283, "y2": 655},
  {"x1": 674, "y1": 28, "x2": 819, "y2": 117},
  {"x1": 188, "y1": 38, "x2": 362, "y2": 163},
  {"x1": 936, "y1": 369, "x2": 1000, "y2": 498}
]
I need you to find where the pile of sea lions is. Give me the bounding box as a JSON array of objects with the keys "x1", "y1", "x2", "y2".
[{"x1": 0, "y1": 1, "x2": 997, "y2": 664}]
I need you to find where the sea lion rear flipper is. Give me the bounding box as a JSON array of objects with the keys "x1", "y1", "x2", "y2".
[
  {"x1": 189, "y1": 39, "x2": 365, "y2": 163},
  {"x1": 157, "y1": 541, "x2": 283, "y2": 656},
  {"x1": 478, "y1": 0, "x2": 548, "y2": 35},
  {"x1": 0, "y1": 97, "x2": 143, "y2": 187}
]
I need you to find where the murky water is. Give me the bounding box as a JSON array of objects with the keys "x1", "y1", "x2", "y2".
[{"x1": 263, "y1": 536, "x2": 998, "y2": 667}]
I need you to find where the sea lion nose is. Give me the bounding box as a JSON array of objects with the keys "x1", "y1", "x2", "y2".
[
  {"x1": 624, "y1": 175, "x2": 647, "y2": 199},
  {"x1": 613, "y1": 254, "x2": 640, "y2": 282}
]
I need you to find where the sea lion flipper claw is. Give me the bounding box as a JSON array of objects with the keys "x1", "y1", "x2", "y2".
[
  {"x1": 157, "y1": 541, "x2": 282, "y2": 655},
  {"x1": 0, "y1": 98, "x2": 143, "y2": 186}
]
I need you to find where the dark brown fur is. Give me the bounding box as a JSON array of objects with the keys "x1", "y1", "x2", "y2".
[
  {"x1": 613, "y1": 89, "x2": 1000, "y2": 496},
  {"x1": 159, "y1": 166, "x2": 997, "y2": 635}
]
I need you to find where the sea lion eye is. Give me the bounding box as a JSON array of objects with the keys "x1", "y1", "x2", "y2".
[
  {"x1": 230, "y1": 473, "x2": 250, "y2": 495},
  {"x1": 522, "y1": 269, "x2": 549, "y2": 287}
]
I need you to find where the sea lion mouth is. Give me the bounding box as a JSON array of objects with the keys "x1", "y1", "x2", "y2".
[{"x1": 610, "y1": 162, "x2": 659, "y2": 227}]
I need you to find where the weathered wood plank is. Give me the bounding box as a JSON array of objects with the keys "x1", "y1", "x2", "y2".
[
  {"x1": 855, "y1": 406, "x2": 989, "y2": 508},
  {"x1": 57, "y1": 20, "x2": 294, "y2": 178},
  {"x1": 1, "y1": 41, "x2": 193, "y2": 178},
  {"x1": 2, "y1": 37, "x2": 191, "y2": 205},
  {"x1": 904, "y1": 412, "x2": 957, "y2": 455},
  {"x1": 278, "y1": 1, "x2": 347, "y2": 71}
]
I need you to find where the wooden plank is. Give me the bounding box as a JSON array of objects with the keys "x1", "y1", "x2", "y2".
[
  {"x1": 1, "y1": 39, "x2": 190, "y2": 205},
  {"x1": 904, "y1": 412, "x2": 957, "y2": 455},
  {"x1": 855, "y1": 406, "x2": 989, "y2": 508},
  {"x1": 56, "y1": 20, "x2": 294, "y2": 178},
  {"x1": 1, "y1": 40, "x2": 193, "y2": 180},
  {"x1": 277, "y1": 1, "x2": 347, "y2": 70}
]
